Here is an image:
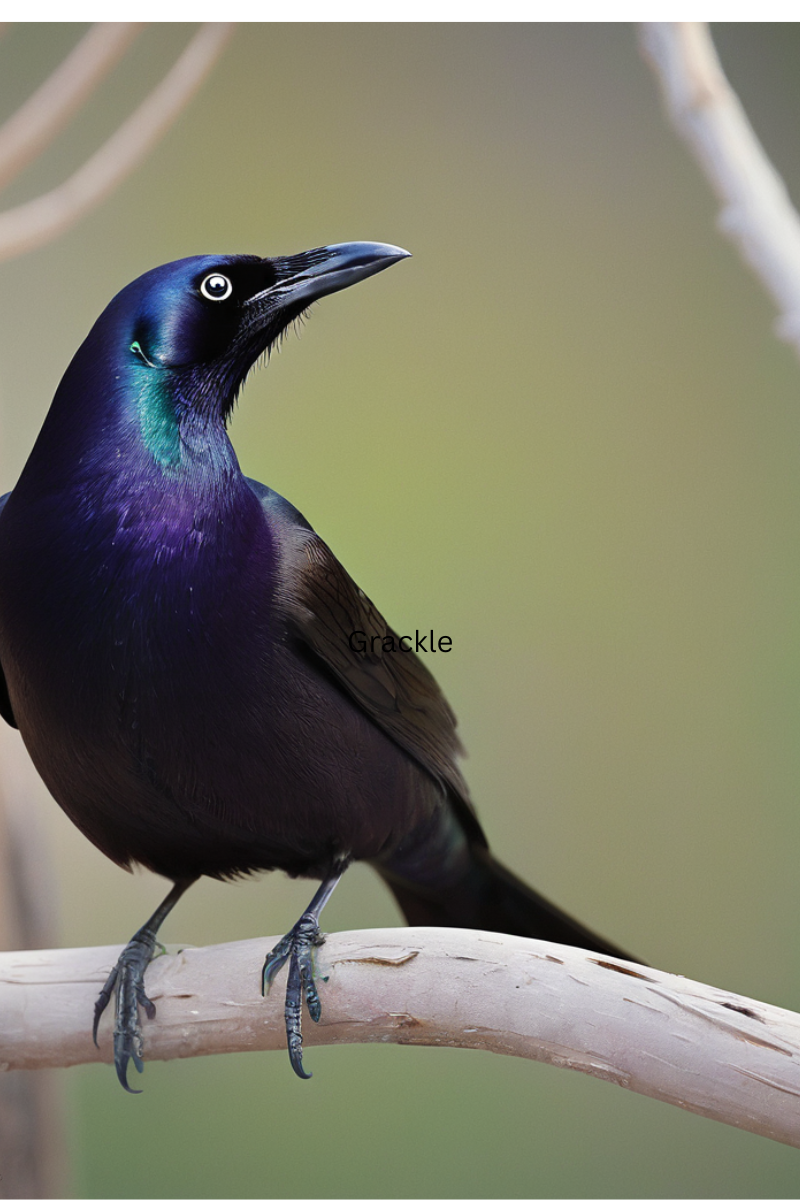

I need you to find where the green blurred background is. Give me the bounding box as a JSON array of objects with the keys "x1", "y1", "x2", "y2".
[{"x1": 1, "y1": 21, "x2": 799, "y2": 1198}]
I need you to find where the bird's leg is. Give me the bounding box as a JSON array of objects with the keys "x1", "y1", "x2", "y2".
[
  {"x1": 262, "y1": 863, "x2": 347, "y2": 1080},
  {"x1": 93, "y1": 877, "x2": 197, "y2": 1093}
]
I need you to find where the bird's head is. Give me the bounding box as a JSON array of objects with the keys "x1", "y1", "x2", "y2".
[
  {"x1": 57, "y1": 242, "x2": 409, "y2": 474},
  {"x1": 108, "y1": 240, "x2": 409, "y2": 400}
]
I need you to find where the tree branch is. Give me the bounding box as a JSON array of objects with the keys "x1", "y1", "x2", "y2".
[
  {"x1": 2, "y1": 929, "x2": 799, "y2": 1148},
  {"x1": 0, "y1": 23, "x2": 143, "y2": 192},
  {"x1": 0, "y1": 23, "x2": 234, "y2": 262},
  {"x1": 640, "y1": 22, "x2": 800, "y2": 356}
]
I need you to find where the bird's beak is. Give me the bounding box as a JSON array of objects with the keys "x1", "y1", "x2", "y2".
[{"x1": 248, "y1": 242, "x2": 411, "y2": 311}]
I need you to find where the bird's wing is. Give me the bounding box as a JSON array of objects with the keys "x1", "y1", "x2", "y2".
[
  {"x1": 0, "y1": 492, "x2": 18, "y2": 727},
  {"x1": 251, "y1": 481, "x2": 482, "y2": 833}
]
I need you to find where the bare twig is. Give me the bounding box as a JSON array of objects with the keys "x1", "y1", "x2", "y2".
[
  {"x1": 2, "y1": 929, "x2": 799, "y2": 1148},
  {"x1": 0, "y1": 23, "x2": 143, "y2": 192},
  {"x1": 0, "y1": 23, "x2": 234, "y2": 262},
  {"x1": 640, "y1": 22, "x2": 800, "y2": 356}
]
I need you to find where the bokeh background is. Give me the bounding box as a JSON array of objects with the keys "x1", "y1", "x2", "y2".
[{"x1": 1, "y1": 22, "x2": 799, "y2": 1199}]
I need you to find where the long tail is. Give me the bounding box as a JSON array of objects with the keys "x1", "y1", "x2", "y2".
[{"x1": 381, "y1": 842, "x2": 635, "y2": 962}]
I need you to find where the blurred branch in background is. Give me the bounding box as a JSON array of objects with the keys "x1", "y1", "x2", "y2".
[
  {"x1": 641, "y1": 22, "x2": 800, "y2": 358},
  {"x1": 0, "y1": 23, "x2": 143, "y2": 191},
  {"x1": 0, "y1": 23, "x2": 234, "y2": 1197},
  {"x1": 2, "y1": 930, "x2": 800, "y2": 1149},
  {"x1": 0, "y1": 22, "x2": 234, "y2": 262},
  {"x1": 0, "y1": 726, "x2": 66, "y2": 1200}
]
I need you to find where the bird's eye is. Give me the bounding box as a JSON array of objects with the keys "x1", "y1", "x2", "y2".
[{"x1": 200, "y1": 273, "x2": 233, "y2": 302}]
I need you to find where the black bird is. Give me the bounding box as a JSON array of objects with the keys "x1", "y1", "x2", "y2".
[{"x1": 0, "y1": 242, "x2": 632, "y2": 1090}]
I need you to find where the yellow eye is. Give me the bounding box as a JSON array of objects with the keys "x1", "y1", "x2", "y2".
[{"x1": 200, "y1": 273, "x2": 233, "y2": 301}]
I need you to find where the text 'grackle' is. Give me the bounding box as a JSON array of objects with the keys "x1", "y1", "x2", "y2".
[{"x1": 0, "y1": 242, "x2": 634, "y2": 1090}]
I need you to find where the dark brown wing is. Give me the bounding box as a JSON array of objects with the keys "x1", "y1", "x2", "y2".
[
  {"x1": 251, "y1": 479, "x2": 488, "y2": 846},
  {"x1": 282, "y1": 531, "x2": 470, "y2": 798},
  {"x1": 271, "y1": 512, "x2": 472, "y2": 808}
]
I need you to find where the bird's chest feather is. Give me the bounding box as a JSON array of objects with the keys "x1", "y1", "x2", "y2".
[{"x1": 0, "y1": 475, "x2": 282, "y2": 745}]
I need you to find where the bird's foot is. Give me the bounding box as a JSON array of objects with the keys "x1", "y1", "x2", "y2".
[
  {"x1": 262, "y1": 911, "x2": 326, "y2": 1079},
  {"x1": 93, "y1": 929, "x2": 159, "y2": 1093}
]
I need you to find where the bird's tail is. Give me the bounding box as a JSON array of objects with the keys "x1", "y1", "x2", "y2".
[{"x1": 380, "y1": 841, "x2": 635, "y2": 962}]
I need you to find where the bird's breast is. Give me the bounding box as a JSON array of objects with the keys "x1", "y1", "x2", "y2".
[{"x1": 0, "y1": 474, "x2": 281, "y2": 731}]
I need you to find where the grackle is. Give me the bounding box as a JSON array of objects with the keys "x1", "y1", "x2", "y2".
[{"x1": 0, "y1": 242, "x2": 633, "y2": 1090}]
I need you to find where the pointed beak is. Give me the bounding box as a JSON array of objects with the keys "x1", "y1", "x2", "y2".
[{"x1": 249, "y1": 242, "x2": 411, "y2": 311}]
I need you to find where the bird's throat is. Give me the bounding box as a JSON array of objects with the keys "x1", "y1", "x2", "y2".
[{"x1": 135, "y1": 371, "x2": 182, "y2": 470}]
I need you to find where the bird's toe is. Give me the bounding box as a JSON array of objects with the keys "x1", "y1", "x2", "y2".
[
  {"x1": 93, "y1": 933, "x2": 159, "y2": 1093},
  {"x1": 262, "y1": 912, "x2": 327, "y2": 1079}
]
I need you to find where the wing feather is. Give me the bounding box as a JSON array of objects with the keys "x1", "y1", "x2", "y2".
[{"x1": 252, "y1": 481, "x2": 474, "y2": 811}]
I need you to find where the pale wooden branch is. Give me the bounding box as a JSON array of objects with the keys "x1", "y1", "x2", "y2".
[
  {"x1": 640, "y1": 22, "x2": 800, "y2": 356},
  {"x1": 0, "y1": 23, "x2": 234, "y2": 262},
  {"x1": 0, "y1": 23, "x2": 143, "y2": 192},
  {"x1": 2, "y1": 929, "x2": 799, "y2": 1148}
]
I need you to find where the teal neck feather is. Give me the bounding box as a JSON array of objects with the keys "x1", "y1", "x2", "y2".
[{"x1": 131, "y1": 346, "x2": 182, "y2": 470}]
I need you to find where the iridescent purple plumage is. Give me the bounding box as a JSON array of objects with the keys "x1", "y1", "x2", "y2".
[{"x1": 0, "y1": 243, "x2": 634, "y2": 1088}]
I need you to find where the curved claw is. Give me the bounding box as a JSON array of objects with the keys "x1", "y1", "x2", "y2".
[
  {"x1": 90, "y1": 879, "x2": 195, "y2": 1092},
  {"x1": 114, "y1": 1036, "x2": 143, "y2": 1094},
  {"x1": 262, "y1": 912, "x2": 326, "y2": 1079},
  {"x1": 93, "y1": 934, "x2": 158, "y2": 1093}
]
